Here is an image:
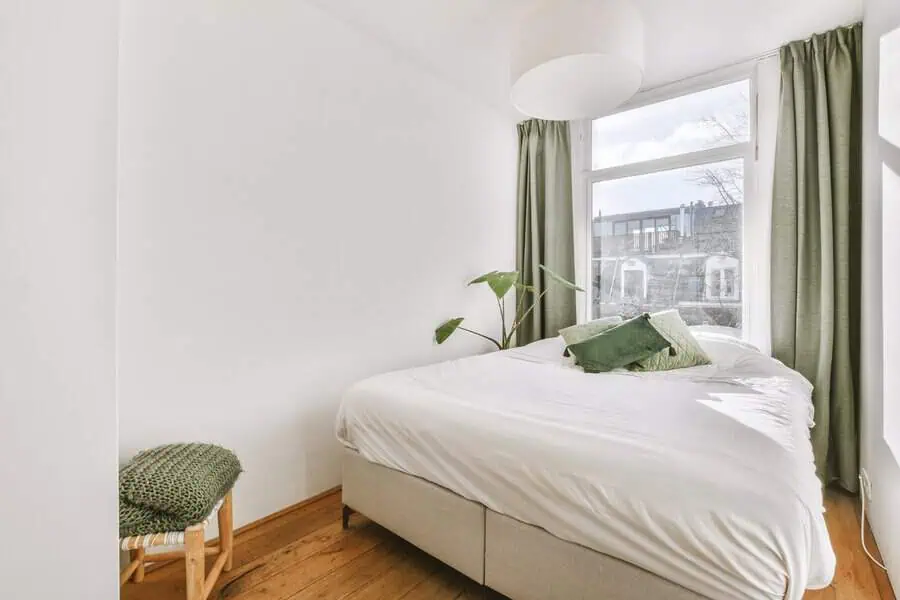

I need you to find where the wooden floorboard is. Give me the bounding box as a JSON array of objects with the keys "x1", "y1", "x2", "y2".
[
  {"x1": 395, "y1": 569, "x2": 466, "y2": 600},
  {"x1": 803, "y1": 491, "x2": 894, "y2": 600},
  {"x1": 343, "y1": 543, "x2": 442, "y2": 600},
  {"x1": 218, "y1": 522, "x2": 354, "y2": 598},
  {"x1": 224, "y1": 524, "x2": 390, "y2": 600},
  {"x1": 863, "y1": 508, "x2": 896, "y2": 600},
  {"x1": 122, "y1": 489, "x2": 894, "y2": 600}
]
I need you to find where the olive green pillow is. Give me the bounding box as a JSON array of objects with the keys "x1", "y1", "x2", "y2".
[
  {"x1": 567, "y1": 314, "x2": 672, "y2": 374},
  {"x1": 629, "y1": 310, "x2": 712, "y2": 372},
  {"x1": 559, "y1": 316, "x2": 624, "y2": 347}
]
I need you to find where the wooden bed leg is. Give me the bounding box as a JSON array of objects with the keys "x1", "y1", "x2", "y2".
[
  {"x1": 218, "y1": 491, "x2": 234, "y2": 572},
  {"x1": 184, "y1": 525, "x2": 205, "y2": 600},
  {"x1": 130, "y1": 548, "x2": 145, "y2": 583},
  {"x1": 342, "y1": 504, "x2": 354, "y2": 530}
]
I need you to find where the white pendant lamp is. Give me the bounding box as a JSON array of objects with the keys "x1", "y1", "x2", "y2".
[{"x1": 510, "y1": 0, "x2": 644, "y2": 121}]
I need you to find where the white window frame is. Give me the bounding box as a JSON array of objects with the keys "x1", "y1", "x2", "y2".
[{"x1": 572, "y1": 62, "x2": 759, "y2": 336}]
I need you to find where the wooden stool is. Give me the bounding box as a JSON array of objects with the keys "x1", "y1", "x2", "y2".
[{"x1": 119, "y1": 490, "x2": 234, "y2": 600}]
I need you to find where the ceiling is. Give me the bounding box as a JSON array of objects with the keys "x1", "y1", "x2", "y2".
[{"x1": 305, "y1": 0, "x2": 862, "y2": 115}]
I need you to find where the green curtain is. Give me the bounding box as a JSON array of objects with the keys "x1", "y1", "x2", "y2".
[
  {"x1": 516, "y1": 119, "x2": 576, "y2": 346},
  {"x1": 771, "y1": 23, "x2": 862, "y2": 492}
]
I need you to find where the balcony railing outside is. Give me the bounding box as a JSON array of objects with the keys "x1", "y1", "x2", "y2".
[{"x1": 593, "y1": 230, "x2": 682, "y2": 257}]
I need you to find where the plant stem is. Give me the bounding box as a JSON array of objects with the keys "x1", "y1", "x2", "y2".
[
  {"x1": 512, "y1": 284, "x2": 535, "y2": 345},
  {"x1": 515, "y1": 286, "x2": 528, "y2": 327},
  {"x1": 458, "y1": 327, "x2": 503, "y2": 350},
  {"x1": 498, "y1": 297, "x2": 507, "y2": 348},
  {"x1": 508, "y1": 289, "x2": 550, "y2": 342}
]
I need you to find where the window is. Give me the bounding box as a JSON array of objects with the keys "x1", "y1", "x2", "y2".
[
  {"x1": 627, "y1": 220, "x2": 641, "y2": 251},
  {"x1": 705, "y1": 256, "x2": 740, "y2": 302},
  {"x1": 623, "y1": 271, "x2": 643, "y2": 298},
  {"x1": 709, "y1": 269, "x2": 722, "y2": 298},
  {"x1": 584, "y1": 78, "x2": 752, "y2": 331},
  {"x1": 592, "y1": 80, "x2": 750, "y2": 170},
  {"x1": 724, "y1": 269, "x2": 736, "y2": 297}
]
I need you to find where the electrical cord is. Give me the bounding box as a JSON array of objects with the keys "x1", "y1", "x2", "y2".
[{"x1": 859, "y1": 474, "x2": 888, "y2": 571}]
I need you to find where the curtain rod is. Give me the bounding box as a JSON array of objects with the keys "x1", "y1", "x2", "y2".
[
  {"x1": 638, "y1": 19, "x2": 860, "y2": 96},
  {"x1": 636, "y1": 49, "x2": 779, "y2": 96}
]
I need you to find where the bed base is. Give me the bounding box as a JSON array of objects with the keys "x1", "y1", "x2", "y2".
[{"x1": 342, "y1": 449, "x2": 715, "y2": 600}]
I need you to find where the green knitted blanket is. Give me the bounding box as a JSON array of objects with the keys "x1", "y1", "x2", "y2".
[{"x1": 119, "y1": 443, "x2": 242, "y2": 538}]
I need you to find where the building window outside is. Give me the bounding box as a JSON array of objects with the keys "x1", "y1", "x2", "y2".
[
  {"x1": 624, "y1": 271, "x2": 644, "y2": 299},
  {"x1": 710, "y1": 269, "x2": 723, "y2": 298},
  {"x1": 622, "y1": 261, "x2": 648, "y2": 299},
  {"x1": 705, "y1": 256, "x2": 740, "y2": 301},
  {"x1": 584, "y1": 78, "x2": 752, "y2": 332},
  {"x1": 724, "y1": 268, "x2": 736, "y2": 297}
]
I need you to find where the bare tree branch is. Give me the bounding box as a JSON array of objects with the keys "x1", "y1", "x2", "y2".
[{"x1": 689, "y1": 101, "x2": 748, "y2": 206}]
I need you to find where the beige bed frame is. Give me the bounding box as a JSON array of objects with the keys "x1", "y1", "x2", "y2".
[{"x1": 342, "y1": 449, "x2": 713, "y2": 600}]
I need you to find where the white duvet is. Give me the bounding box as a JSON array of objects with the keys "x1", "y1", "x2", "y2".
[{"x1": 335, "y1": 331, "x2": 834, "y2": 600}]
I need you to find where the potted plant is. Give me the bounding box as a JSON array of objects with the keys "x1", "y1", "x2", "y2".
[{"x1": 435, "y1": 265, "x2": 583, "y2": 351}]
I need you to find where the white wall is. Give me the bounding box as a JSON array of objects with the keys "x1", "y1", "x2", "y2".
[
  {"x1": 862, "y1": 0, "x2": 900, "y2": 583},
  {"x1": 0, "y1": 1, "x2": 119, "y2": 598},
  {"x1": 117, "y1": 0, "x2": 517, "y2": 529}
]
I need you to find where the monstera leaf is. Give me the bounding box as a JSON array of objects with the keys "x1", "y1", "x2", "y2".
[
  {"x1": 434, "y1": 317, "x2": 465, "y2": 344},
  {"x1": 468, "y1": 270, "x2": 519, "y2": 300},
  {"x1": 538, "y1": 264, "x2": 584, "y2": 292},
  {"x1": 435, "y1": 264, "x2": 583, "y2": 351}
]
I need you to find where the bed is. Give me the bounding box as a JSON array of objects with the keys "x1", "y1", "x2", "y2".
[{"x1": 335, "y1": 330, "x2": 835, "y2": 600}]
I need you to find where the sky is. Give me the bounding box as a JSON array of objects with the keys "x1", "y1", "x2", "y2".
[{"x1": 591, "y1": 80, "x2": 749, "y2": 217}]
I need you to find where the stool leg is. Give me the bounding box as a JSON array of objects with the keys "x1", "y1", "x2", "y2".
[
  {"x1": 184, "y1": 526, "x2": 205, "y2": 600},
  {"x1": 218, "y1": 491, "x2": 234, "y2": 572},
  {"x1": 131, "y1": 548, "x2": 145, "y2": 583}
]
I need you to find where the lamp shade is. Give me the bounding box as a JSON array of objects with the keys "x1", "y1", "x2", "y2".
[{"x1": 511, "y1": 0, "x2": 644, "y2": 121}]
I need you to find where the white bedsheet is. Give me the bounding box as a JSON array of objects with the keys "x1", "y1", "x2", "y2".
[{"x1": 335, "y1": 332, "x2": 835, "y2": 600}]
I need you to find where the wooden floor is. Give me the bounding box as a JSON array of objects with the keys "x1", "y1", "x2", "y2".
[{"x1": 123, "y1": 490, "x2": 894, "y2": 600}]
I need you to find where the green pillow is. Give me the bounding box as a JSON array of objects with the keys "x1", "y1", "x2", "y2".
[
  {"x1": 567, "y1": 314, "x2": 672, "y2": 374},
  {"x1": 559, "y1": 316, "x2": 624, "y2": 347},
  {"x1": 630, "y1": 310, "x2": 712, "y2": 372}
]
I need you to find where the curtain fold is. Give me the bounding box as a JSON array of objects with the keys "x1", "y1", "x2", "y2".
[
  {"x1": 771, "y1": 23, "x2": 862, "y2": 492},
  {"x1": 516, "y1": 119, "x2": 576, "y2": 346}
]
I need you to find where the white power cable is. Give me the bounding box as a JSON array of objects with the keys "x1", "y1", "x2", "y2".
[{"x1": 859, "y1": 474, "x2": 888, "y2": 572}]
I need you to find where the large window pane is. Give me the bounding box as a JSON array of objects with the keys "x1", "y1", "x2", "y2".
[
  {"x1": 592, "y1": 80, "x2": 750, "y2": 170},
  {"x1": 591, "y1": 159, "x2": 743, "y2": 329}
]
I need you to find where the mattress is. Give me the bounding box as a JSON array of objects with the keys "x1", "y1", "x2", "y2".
[{"x1": 335, "y1": 331, "x2": 835, "y2": 600}]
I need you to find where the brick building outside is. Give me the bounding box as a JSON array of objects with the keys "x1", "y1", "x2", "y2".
[{"x1": 591, "y1": 201, "x2": 742, "y2": 329}]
